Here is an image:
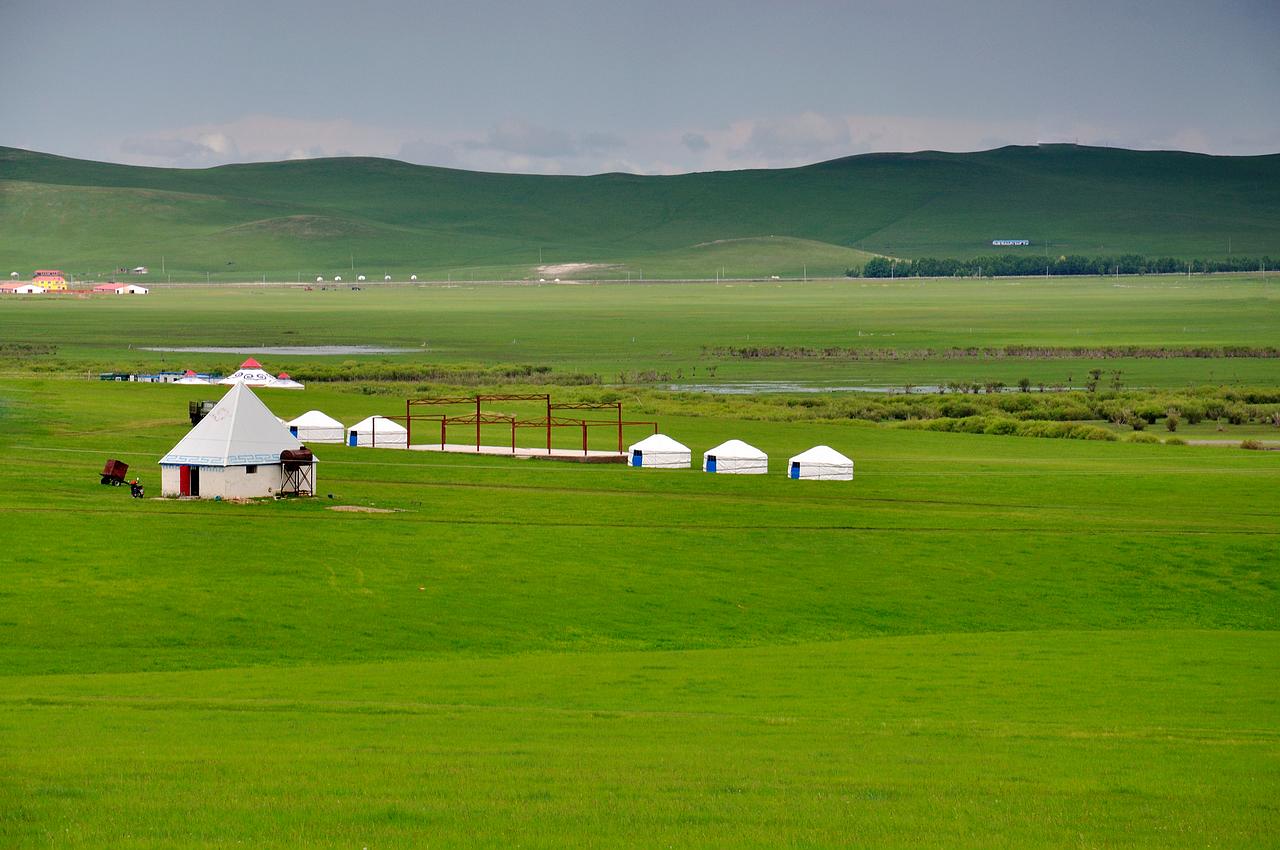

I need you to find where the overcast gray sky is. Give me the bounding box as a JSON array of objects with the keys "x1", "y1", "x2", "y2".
[{"x1": 2, "y1": 0, "x2": 1277, "y2": 174}]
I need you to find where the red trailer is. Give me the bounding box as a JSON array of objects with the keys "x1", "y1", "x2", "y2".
[{"x1": 100, "y1": 459, "x2": 129, "y2": 486}]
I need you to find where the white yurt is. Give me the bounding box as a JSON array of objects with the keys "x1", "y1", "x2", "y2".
[
  {"x1": 159, "y1": 383, "x2": 316, "y2": 498},
  {"x1": 218, "y1": 358, "x2": 276, "y2": 387},
  {"x1": 270, "y1": 372, "x2": 305, "y2": 390},
  {"x1": 173, "y1": 369, "x2": 209, "y2": 385},
  {"x1": 286, "y1": 410, "x2": 345, "y2": 443},
  {"x1": 786, "y1": 445, "x2": 854, "y2": 481},
  {"x1": 628, "y1": 433, "x2": 691, "y2": 469},
  {"x1": 702, "y1": 439, "x2": 768, "y2": 474},
  {"x1": 348, "y1": 415, "x2": 408, "y2": 448}
]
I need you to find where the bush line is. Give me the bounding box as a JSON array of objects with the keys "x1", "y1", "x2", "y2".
[
  {"x1": 706, "y1": 345, "x2": 1280, "y2": 361},
  {"x1": 850, "y1": 254, "x2": 1275, "y2": 278}
]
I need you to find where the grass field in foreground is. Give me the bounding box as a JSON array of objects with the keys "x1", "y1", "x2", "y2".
[
  {"x1": 1, "y1": 274, "x2": 1278, "y2": 389},
  {"x1": 0, "y1": 378, "x2": 1276, "y2": 847}
]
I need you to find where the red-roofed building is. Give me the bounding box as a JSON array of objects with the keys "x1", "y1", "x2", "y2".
[
  {"x1": 1, "y1": 282, "x2": 46, "y2": 294},
  {"x1": 33, "y1": 270, "x2": 67, "y2": 290}
]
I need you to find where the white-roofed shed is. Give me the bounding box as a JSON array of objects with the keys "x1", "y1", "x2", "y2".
[
  {"x1": 702, "y1": 439, "x2": 768, "y2": 474},
  {"x1": 348, "y1": 415, "x2": 407, "y2": 448},
  {"x1": 286, "y1": 410, "x2": 344, "y2": 443},
  {"x1": 628, "y1": 433, "x2": 691, "y2": 469},
  {"x1": 787, "y1": 445, "x2": 854, "y2": 481}
]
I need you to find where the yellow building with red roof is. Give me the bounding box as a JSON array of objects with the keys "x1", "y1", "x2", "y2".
[{"x1": 32, "y1": 270, "x2": 68, "y2": 290}]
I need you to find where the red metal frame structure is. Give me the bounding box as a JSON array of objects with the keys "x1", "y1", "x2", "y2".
[{"x1": 403, "y1": 394, "x2": 657, "y2": 455}]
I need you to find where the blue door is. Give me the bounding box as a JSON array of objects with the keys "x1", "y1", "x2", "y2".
[
  {"x1": 289, "y1": 426, "x2": 298, "y2": 437},
  {"x1": 706, "y1": 455, "x2": 717, "y2": 473},
  {"x1": 790, "y1": 461, "x2": 801, "y2": 479},
  {"x1": 348, "y1": 431, "x2": 358, "y2": 447},
  {"x1": 631, "y1": 450, "x2": 642, "y2": 467}
]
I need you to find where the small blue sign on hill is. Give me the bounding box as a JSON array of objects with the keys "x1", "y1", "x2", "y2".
[{"x1": 992, "y1": 239, "x2": 1031, "y2": 246}]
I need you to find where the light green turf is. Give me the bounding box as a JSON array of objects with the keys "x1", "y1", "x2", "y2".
[
  {"x1": 0, "y1": 377, "x2": 1277, "y2": 847},
  {"x1": 1, "y1": 274, "x2": 1277, "y2": 388},
  {"x1": 3, "y1": 143, "x2": 1279, "y2": 281}
]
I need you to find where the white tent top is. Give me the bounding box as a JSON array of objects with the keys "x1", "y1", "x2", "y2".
[
  {"x1": 349, "y1": 415, "x2": 407, "y2": 434},
  {"x1": 271, "y1": 372, "x2": 305, "y2": 389},
  {"x1": 628, "y1": 433, "x2": 690, "y2": 454},
  {"x1": 287, "y1": 410, "x2": 343, "y2": 429},
  {"x1": 789, "y1": 445, "x2": 853, "y2": 466},
  {"x1": 174, "y1": 370, "x2": 209, "y2": 385},
  {"x1": 159, "y1": 382, "x2": 302, "y2": 466},
  {"x1": 703, "y1": 439, "x2": 767, "y2": 460},
  {"x1": 218, "y1": 358, "x2": 275, "y2": 387}
]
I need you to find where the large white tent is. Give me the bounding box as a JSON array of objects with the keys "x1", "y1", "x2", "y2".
[
  {"x1": 159, "y1": 383, "x2": 314, "y2": 498},
  {"x1": 286, "y1": 410, "x2": 344, "y2": 443},
  {"x1": 628, "y1": 433, "x2": 691, "y2": 469},
  {"x1": 218, "y1": 358, "x2": 276, "y2": 387},
  {"x1": 348, "y1": 415, "x2": 407, "y2": 448},
  {"x1": 787, "y1": 445, "x2": 854, "y2": 481},
  {"x1": 702, "y1": 439, "x2": 768, "y2": 474}
]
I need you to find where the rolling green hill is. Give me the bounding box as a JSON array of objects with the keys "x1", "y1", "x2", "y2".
[{"x1": 1, "y1": 144, "x2": 1278, "y2": 281}]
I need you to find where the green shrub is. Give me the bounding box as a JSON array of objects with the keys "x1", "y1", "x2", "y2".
[
  {"x1": 1240, "y1": 439, "x2": 1264, "y2": 450},
  {"x1": 1128, "y1": 432, "x2": 1161, "y2": 444},
  {"x1": 1165, "y1": 437, "x2": 1187, "y2": 445},
  {"x1": 984, "y1": 418, "x2": 1019, "y2": 435},
  {"x1": 1165, "y1": 412, "x2": 1179, "y2": 432}
]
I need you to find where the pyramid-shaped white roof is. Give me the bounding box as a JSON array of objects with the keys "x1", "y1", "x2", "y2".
[
  {"x1": 159, "y1": 383, "x2": 302, "y2": 466},
  {"x1": 704, "y1": 439, "x2": 767, "y2": 459},
  {"x1": 629, "y1": 433, "x2": 690, "y2": 453},
  {"x1": 349, "y1": 415, "x2": 407, "y2": 434},
  {"x1": 287, "y1": 410, "x2": 343, "y2": 428},
  {"x1": 789, "y1": 445, "x2": 853, "y2": 466}
]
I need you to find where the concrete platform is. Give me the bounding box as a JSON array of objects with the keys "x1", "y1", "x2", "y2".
[{"x1": 410, "y1": 443, "x2": 627, "y2": 463}]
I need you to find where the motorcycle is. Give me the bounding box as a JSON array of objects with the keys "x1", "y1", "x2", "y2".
[{"x1": 129, "y1": 480, "x2": 145, "y2": 499}]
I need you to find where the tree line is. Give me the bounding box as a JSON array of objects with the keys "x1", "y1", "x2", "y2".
[{"x1": 852, "y1": 254, "x2": 1275, "y2": 278}]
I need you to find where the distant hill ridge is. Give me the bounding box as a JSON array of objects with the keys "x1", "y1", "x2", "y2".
[{"x1": 2, "y1": 144, "x2": 1277, "y2": 281}]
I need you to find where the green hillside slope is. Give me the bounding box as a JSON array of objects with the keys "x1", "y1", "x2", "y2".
[{"x1": 1, "y1": 144, "x2": 1277, "y2": 281}]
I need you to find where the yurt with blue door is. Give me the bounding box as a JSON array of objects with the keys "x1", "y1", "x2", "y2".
[
  {"x1": 159, "y1": 382, "x2": 314, "y2": 498},
  {"x1": 702, "y1": 439, "x2": 768, "y2": 474},
  {"x1": 628, "y1": 433, "x2": 691, "y2": 469},
  {"x1": 286, "y1": 410, "x2": 344, "y2": 443},
  {"x1": 348, "y1": 415, "x2": 408, "y2": 448},
  {"x1": 786, "y1": 445, "x2": 854, "y2": 481}
]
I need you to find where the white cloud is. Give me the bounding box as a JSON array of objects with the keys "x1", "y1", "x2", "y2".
[
  {"x1": 116, "y1": 114, "x2": 400, "y2": 167},
  {"x1": 106, "y1": 110, "x2": 1276, "y2": 177}
]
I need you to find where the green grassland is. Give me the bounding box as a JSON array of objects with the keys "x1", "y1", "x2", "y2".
[
  {"x1": 1, "y1": 274, "x2": 1278, "y2": 846},
  {"x1": 3, "y1": 143, "x2": 1279, "y2": 281},
  {"x1": 0, "y1": 377, "x2": 1277, "y2": 847},
  {"x1": 1, "y1": 274, "x2": 1277, "y2": 389}
]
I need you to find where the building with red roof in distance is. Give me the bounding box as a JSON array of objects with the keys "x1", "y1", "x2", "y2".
[{"x1": 32, "y1": 270, "x2": 68, "y2": 290}]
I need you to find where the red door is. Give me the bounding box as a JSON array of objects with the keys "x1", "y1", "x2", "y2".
[{"x1": 179, "y1": 465, "x2": 191, "y2": 496}]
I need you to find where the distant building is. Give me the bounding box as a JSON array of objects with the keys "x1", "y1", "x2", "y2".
[
  {"x1": 32, "y1": 270, "x2": 67, "y2": 290},
  {"x1": 94, "y1": 282, "x2": 149, "y2": 295},
  {"x1": 132, "y1": 266, "x2": 149, "y2": 275},
  {"x1": 1, "y1": 282, "x2": 45, "y2": 295},
  {"x1": 991, "y1": 239, "x2": 1031, "y2": 246}
]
